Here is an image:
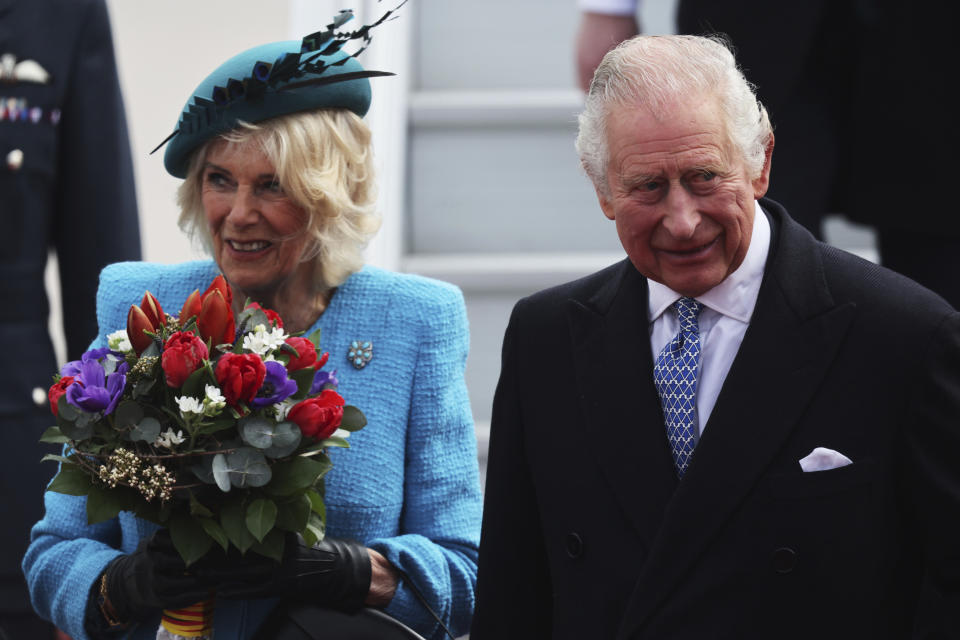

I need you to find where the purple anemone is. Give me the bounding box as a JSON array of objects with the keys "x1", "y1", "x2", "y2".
[
  {"x1": 251, "y1": 360, "x2": 299, "y2": 408},
  {"x1": 65, "y1": 358, "x2": 127, "y2": 415}
]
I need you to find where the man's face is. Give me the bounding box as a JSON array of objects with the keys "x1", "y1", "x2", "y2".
[{"x1": 597, "y1": 96, "x2": 771, "y2": 297}]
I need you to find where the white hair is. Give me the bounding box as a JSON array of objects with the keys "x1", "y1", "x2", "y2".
[{"x1": 576, "y1": 35, "x2": 773, "y2": 196}]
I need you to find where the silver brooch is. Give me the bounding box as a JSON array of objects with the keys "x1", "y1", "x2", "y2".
[{"x1": 348, "y1": 340, "x2": 373, "y2": 369}]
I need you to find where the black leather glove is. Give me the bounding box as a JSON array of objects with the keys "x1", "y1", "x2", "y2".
[
  {"x1": 100, "y1": 529, "x2": 213, "y2": 623},
  {"x1": 205, "y1": 535, "x2": 372, "y2": 612}
]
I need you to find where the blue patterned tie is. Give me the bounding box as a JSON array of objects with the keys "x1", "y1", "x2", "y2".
[{"x1": 654, "y1": 297, "x2": 704, "y2": 477}]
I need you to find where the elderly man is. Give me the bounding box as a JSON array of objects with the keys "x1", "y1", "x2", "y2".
[{"x1": 471, "y1": 35, "x2": 960, "y2": 639}]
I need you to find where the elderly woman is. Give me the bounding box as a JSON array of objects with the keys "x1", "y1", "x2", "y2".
[{"x1": 22, "y1": 13, "x2": 481, "y2": 640}]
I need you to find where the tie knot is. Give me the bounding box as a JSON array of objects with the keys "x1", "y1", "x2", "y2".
[{"x1": 674, "y1": 297, "x2": 703, "y2": 331}]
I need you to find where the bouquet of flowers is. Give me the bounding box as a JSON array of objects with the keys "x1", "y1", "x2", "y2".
[{"x1": 41, "y1": 275, "x2": 365, "y2": 638}]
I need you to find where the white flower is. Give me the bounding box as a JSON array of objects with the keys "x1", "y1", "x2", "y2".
[
  {"x1": 155, "y1": 429, "x2": 185, "y2": 449},
  {"x1": 107, "y1": 329, "x2": 132, "y2": 353},
  {"x1": 274, "y1": 397, "x2": 297, "y2": 421},
  {"x1": 176, "y1": 396, "x2": 204, "y2": 415},
  {"x1": 203, "y1": 384, "x2": 226, "y2": 416},
  {"x1": 242, "y1": 324, "x2": 288, "y2": 357},
  {"x1": 332, "y1": 428, "x2": 351, "y2": 440}
]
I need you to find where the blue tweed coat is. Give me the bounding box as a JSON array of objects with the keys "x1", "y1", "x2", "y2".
[{"x1": 23, "y1": 261, "x2": 482, "y2": 639}]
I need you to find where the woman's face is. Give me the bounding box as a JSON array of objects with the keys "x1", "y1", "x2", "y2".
[{"x1": 201, "y1": 139, "x2": 311, "y2": 298}]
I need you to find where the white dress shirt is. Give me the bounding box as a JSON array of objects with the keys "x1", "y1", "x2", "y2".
[{"x1": 648, "y1": 201, "x2": 770, "y2": 435}]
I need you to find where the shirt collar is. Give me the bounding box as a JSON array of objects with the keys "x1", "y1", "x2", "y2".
[{"x1": 648, "y1": 200, "x2": 771, "y2": 323}]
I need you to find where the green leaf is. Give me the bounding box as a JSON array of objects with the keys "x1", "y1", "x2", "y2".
[
  {"x1": 199, "y1": 517, "x2": 229, "y2": 551},
  {"x1": 305, "y1": 511, "x2": 326, "y2": 545},
  {"x1": 86, "y1": 484, "x2": 126, "y2": 525},
  {"x1": 114, "y1": 401, "x2": 144, "y2": 429},
  {"x1": 275, "y1": 494, "x2": 312, "y2": 533},
  {"x1": 39, "y1": 427, "x2": 70, "y2": 444},
  {"x1": 130, "y1": 417, "x2": 161, "y2": 443},
  {"x1": 250, "y1": 528, "x2": 285, "y2": 562},
  {"x1": 57, "y1": 396, "x2": 79, "y2": 422},
  {"x1": 169, "y1": 513, "x2": 214, "y2": 566},
  {"x1": 142, "y1": 341, "x2": 161, "y2": 359},
  {"x1": 289, "y1": 368, "x2": 316, "y2": 400},
  {"x1": 46, "y1": 464, "x2": 92, "y2": 496},
  {"x1": 133, "y1": 377, "x2": 156, "y2": 400},
  {"x1": 238, "y1": 416, "x2": 277, "y2": 448},
  {"x1": 246, "y1": 498, "x2": 278, "y2": 542},
  {"x1": 305, "y1": 489, "x2": 326, "y2": 517},
  {"x1": 317, "y1": 436, "x2": 350, "y2": 449},
  {"x1": 40, "y1": 453, "x2": 72, "y2": 465},
  {"x1": 188, "y1": 490, "x2": 214, "y2": 518},
  {"x1": 181, "y1": 366, "x2": 210, "y2": 398},
  {"x1": 211, "y1": 454, "x2": 232, "y2": 492},
  {"x1": 306, "y1": 328, "x2": 322, "y2": 348},
  {"x1": 339, "y1": 406, "x2": 367, "y2": 431},
  {"x1": 221, "y1": 502, "x2": 256, "y2": 553},
  {"x1": 196, "y1": 417, "x2": 235, "y2": 436},
  {"x1": 265, "y1": 456, "x2": 330, "y2": 496}
]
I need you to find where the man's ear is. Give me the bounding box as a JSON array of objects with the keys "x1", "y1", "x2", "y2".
[
  {"x1": 596, "y1": 185, "x2": 616, "y2": 220},
  {"x1": 751, "y1": 133, "x2": 774, "y2": 198}
]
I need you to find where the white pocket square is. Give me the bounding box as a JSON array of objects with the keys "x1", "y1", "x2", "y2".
[{"x1": 798, "y1": 447, "x2": 853, "y2": 472}]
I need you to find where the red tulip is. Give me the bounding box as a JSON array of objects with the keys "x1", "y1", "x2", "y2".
[
  {"x1": 179, "y1": 289, "x2": 202, "y2": 323},
  {"x1": 161, "y1": 331, "x2": 209, "y2": 388},
  {"x1": 287, "y1": 390, "x2": 344, "y2": 440},
  {"x1": 248, "y1": 302, "x2": 284, "y2": 329},
  {"x1": 140, "y1": 291, "x2": 165, "y2": 329},
  {"x1": 48, "y1": 376, "x2": 75, "y2": 416},
  {"x1": 215, "y1": 353, "x2": 266, "y2": 409},
  {"x1": 284, "y1": 337, "x2": 317, "y2": 371},
  {"x1": 204, "y1": 275, "x2": 233, "y2": 307},
  {"x1": 197, "y1": 289, "x2": 235, "y2": 347},
  {"x1": 127, "y1": 305, "x2": 158, "y2": 355}
]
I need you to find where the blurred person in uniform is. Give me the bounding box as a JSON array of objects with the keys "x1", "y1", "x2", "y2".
[
  {"x1": 575, "y1": 0, "x2": 960, "y2": 308},
  {"x1": 0, "y1": 0, "x2": 141, "y2": 636}
]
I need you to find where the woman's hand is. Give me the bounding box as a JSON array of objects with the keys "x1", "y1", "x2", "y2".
[{"x1": 365, "y1": 547, "x2": 398, "y2": 607}]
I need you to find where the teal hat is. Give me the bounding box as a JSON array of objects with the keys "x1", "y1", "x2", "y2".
[{"x1": 159, "y1": 9, "x2": 396, "y2": 178}]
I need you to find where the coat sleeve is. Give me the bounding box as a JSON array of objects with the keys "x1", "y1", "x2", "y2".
[
  {"x1": 53, "y1": 0, "x2": 140, "y2": 362},
  {"x1": 471, "y1": 299, "x2": 554, "y2": 639},
  {"x1": 904, "y1": 310, "x2": 960, "y2": 637},
  {"x1": 366, "y1": 286, "x2": 483, "y2": 640}
]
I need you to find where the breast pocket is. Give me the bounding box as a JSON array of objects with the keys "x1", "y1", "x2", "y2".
[{"x1": 763, "y1": 459, "x2": 877, "y2": 500}]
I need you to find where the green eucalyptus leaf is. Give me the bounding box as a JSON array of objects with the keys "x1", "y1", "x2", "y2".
[
  {"x1": 238, "y1": 416, "x2": 277, "y2": 449},
  {"x1": 114, "y1": 401, "x2": 144, "y2": 429},
  {"x1": 86, "y1": 484, "x2": 126, "y2": 525},
  {"x1": 130, "y1": 417, "x2": 161, "y2": 443},
  {"x1": 338, "y1": 406, "x2": 366, "y2": 432},
  {"x1": 191, "y1": 456, "x2": 217, "y2": 485},
  {"x1": 196, "y1": 417, "x2": 235, "y2": 436},
  {"x1": 169, "y1": 514, "x2": 214, "y2": 566},
  {"x1": 211, "y1": 453, "x2": 232, "y2": 492},
  {"x1": 39, "y1": 426, "x2": 69, "y2": 444},
  {"x1": 265, "y1": 456, "x2": 329, "y2": 496},
  {"x1": 221, "y1": 502, "x2": 256, "y2": 553},
  {"x1": 46, "y1": 464, "x2": 92, "y2": 496},
  {"x1": 246, "y1": 498, "x2": 278, "y2": 543},
  {"x1": 250, "y1": 528, "x2": 285, "y2": 562},
  {"x1": 215, "y1": 448, "x2": 272, "y2": 489}
]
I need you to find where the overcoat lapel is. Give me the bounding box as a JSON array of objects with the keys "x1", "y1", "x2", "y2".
[
  {"x1": 616, "y1": 202, "x2": 858, "y2": 638},
  {"x1": 568, "y1": 260, "x2": 679, "y2": 549}
]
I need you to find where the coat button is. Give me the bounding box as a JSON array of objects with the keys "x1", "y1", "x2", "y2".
[
  {"x1": 565, "y1": 532, "x2": 584, "y2": 559},
  {"x1": 32, "y1": 387, "x2": 47, "y2": 407},
  {"x1": 6, "y1": 148, "x2": 24, "y2": 171},
  {"x1": 772, "y1": 547, "x2": 797, "y2": 574}
]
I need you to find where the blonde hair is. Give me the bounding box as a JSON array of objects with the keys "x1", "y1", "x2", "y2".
[{"x1": 177, "y1": 109, "x2": 381, "y2": 290}]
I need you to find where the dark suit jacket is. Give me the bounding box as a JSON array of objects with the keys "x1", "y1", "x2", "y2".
[
  {"x1": 0, "y1": 0, "x2": 140, "y2": 617},
  {"x1": 677, "y1": 0, "x2": 959, "y2": 235},
  {"x1": 472, "y1": 199, "x2": 960, "y2": 639}
]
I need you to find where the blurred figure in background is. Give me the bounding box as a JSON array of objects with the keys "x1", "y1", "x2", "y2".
[
  {"x1": 575, "y1": 0, "x2": 960, "y2": 308},
  {"x1": 0, "y1": 0, "x2": 140, "y2": 636}
]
